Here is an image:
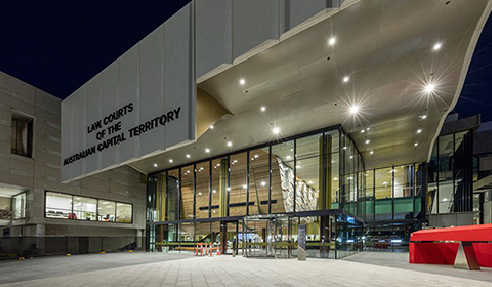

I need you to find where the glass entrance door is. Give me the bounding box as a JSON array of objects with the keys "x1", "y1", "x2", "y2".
[{"x1": 243, "y1": 214, "x2": 292, "y2": 258}]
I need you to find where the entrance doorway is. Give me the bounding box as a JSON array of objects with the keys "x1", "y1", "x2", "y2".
[{"x1": 242, "y1": 214, "x2": 294, "y2": 258}]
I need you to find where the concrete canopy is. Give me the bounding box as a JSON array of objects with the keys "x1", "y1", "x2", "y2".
[{"x1": 129, "y1": 0, "x2": 492, "y2": 174}]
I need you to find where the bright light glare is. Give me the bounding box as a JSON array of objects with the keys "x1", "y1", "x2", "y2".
[
  {"x1": 261, "y1": 106, "x2": 266, "y2": 112},
  {"x1": 186, "y1": 154, "x2": 191, "y2": 158},
  {"x1": 210, "y1": 125, "x2": 214, "y2": 129},
  {"x1": 273, "y1": 127, "x2": 280, "y2": 134},
  {"x1": 169, "y1": 159, "x2": 173, "y2": 163},
  {"x1": 328, "y1": 37, "x2": 336, "y2": 45},
  {"x1": 433, "y1": 43, "x2": 442, "y2": 50},
  {"x1": 239, "y1": 78, "x2": 245, "y2": 85},
  {"x1": 227, "y1": 141, "x2": 233, "y2": 147},
  {"x1": 343, "y1": 76, "x2": 349, "y2": 83},
  {"x1": 205, "y1": 148, "x2": 210, "y2": 153},
  {"x1": 425, "y1": 83, "x2": 435, "y2": 93},
  {"x1": 154, "y1": 163, "x2": 158, "y2": 167},
  {"x1": 417, "y1": 129, "x2": 422, "y2": 134},
  {"x1": 349, "y1": 106, "x2": 359, "y2": 114},
  {"x1": 370, "y1": 151, "x2": 374, "y2": 155}
]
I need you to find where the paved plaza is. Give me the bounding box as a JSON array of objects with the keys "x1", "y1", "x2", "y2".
[{"x1": 0, "y1": 252, "x2": 491, "y2": 286}]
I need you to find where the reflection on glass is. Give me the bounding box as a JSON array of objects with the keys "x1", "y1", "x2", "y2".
[
  {"x1": 272, "y1": 140, "x2": 294, "y2": 213},
  {"x1": 249, "y1": 148, "x2": 269, "y2": 214},
  {"x1": 230, "y1": 153, "x2": 247, "y2": 216},
  {"x1": 73, "y1": 196, "x2": 97, "y2": 221},
  {"x1": 211, "y1": 158, "x2": 228, "y2": 218},
  {"x1": 45, "y1": 192, "x2": 72, "y2": 219},
  {"x1": 98, "y1": 200, "x2": 115, "y2": 222},
  {"x1": 116, "y1": 203, "x2": 132, "y2": 223},
  {"x1": 195, "y1": 162, "x2": 209, "y2": 219},
  {"x1": 12, "y1": 192, "x2": 26, "y2": 219},
  {"x1": 180, "y1": 165, "x2": 194, "y2": 220}
]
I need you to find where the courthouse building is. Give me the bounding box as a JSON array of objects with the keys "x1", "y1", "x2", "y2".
[{"x1": 1, "y1": 0, "x2": 492, "y2": 258}]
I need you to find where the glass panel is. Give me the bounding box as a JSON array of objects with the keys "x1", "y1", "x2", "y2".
[
  {"x1": 179, "y1": 222, "x2": 195, "y2": 253},
  {"x1": 156, "y1": 173, "x2": 166, "y2": 221},
  {"x1": 230, "y1": 153, "x2": 247, "y2": 216},
  {"x1": 12, "y1": 192, "x2": 26, "y2": 219},
  {"x1": 195, "y1": 162, "x2": 210, "y2": 219},
  {"x1": 167, "y1": 169, "x2": 179, "y2": 221},
  {"x1": 296, "y1": 134, "x2": 322, "y2": 212},
  {"x1": 116, "y1": 203, "x2": 132, "y2": 223},
  {"x1": 394, "y1": 165, "x2": 414, "y2": 198},
  {"x1": 325, "y1": 129, "x2": 340, "y2": 154},
  {"x1": 73, "y1": 196, "x2": 97, "y2": 221},
  {"x1": 329, "y1": 153, "x2": 340, "y2": 208},
  {"x1": 364, "y1": 170, "x2": 374, "y2": 220},
  {"x1": 394, "y1": 165, "x2": 415, "y2": 220},
  {"x1": 249, "y1": 148, "x2": 269, "y2": 215},
  {"x1": 0, "y1": 196, "x2": 12, "y2": 220},
  {"x1": 438, "y1": 134, "x2": 454, "y2": 181},
  {"x1": 336, "y1": 214, "x2": 363, "y2": 258},
  {"x1": 180, "y1": 165, "x2": 194, "y2": 220},
  {"x1": 45, "y1": 192, "x2": 72, "y2": 219},
  {"x1": 271, "y1": 140, "x2": 294, "y2": 213},
  {"x1": 375, "y1": 168, "x2": 392, "y2": 221},
  {"x1": 211, "y1": 158, "x2": 228, "y2": 218},
  {"x1": 97, "y1": 200, "x2": 116, "y2": 222}
]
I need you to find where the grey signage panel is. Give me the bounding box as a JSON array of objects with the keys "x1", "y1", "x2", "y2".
[
  {"x1": 298, "y1": 224, "x2": 306, "y2": 261},
  {"x1": 61, "y1": 3, "x2": 196, "y2": 182}
]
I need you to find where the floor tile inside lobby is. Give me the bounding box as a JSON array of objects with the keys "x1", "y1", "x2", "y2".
[{"x1": 0, "y1": 252, "x2": 491, "y2": 287}]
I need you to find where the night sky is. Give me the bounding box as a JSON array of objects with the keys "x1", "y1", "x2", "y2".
[{"x1": 0, "y1": 1, "x2": 491, "y2": 121}]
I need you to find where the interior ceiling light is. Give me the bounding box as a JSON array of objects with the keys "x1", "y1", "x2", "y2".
[
  {"x1": 425, "y1": 83, "x2": 435, "y2": 93},
  {"x1": 273, "y1": 127, "x2": 280, "y2": 134},
  {"x1": 186, "y1": 154, "x2": 191, "y2": 158},
  {"x1": 154, "y1": 163, "x2": 158, "y2": 167},
  {"x1": 210, "y1": 125, "x2": 214, "y2": 129},
  {"x1": 349, "y1": 106, "x2": 359, "y2": 114},
  {"x1": 205, "y1": 148, "x2": 210, "y2": 153},
  {"x1": 420, "y1": 115, "x2": 427, "y2": 119},
  {"x1": 365, "y1": 139, "x2": 370, "y2": 145},
  {"x1": 343, "y1": 76, "x2": 349, "y2": 83},
  {"x1": 239, "y1": 78, "x2": 245, "y2": 85},
  {"x1": 361, "y1": 129, "x2": 365, "y2": 133},
  {"x1": 243, "y1": 184, "x2": 247, "y2": 189},
  {"x1": 433, "y1": 43, "x2": 442, "y2": 50},
  {"x1": 417, "y1": 129, "x2": 422, "y2": 134},
  {"x1": 328, "y1": 37, "x2": 336, "y2": 45},
  {"x1": 260, "y1": 181, "x2": 266, "y2": 186},
  {"x1": 370, "y1": 151, "x2": 374, "y2": 155},
  {"x1": 169, "y1": 159, "x2": 173, "y2": 163},
  {"x1": 261, "y1": 106, "x2": 266, "y2": 112},
  {"x1": 414, "y1": 142, "x2": 419, "y2": 147},
  {"x1": 227, "y1": 141, "x2": 233, "y2": 147}
]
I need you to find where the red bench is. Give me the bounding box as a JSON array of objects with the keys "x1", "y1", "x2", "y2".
[{"x1": 410, "y1": 224, "x2": 492, "y2": 270}]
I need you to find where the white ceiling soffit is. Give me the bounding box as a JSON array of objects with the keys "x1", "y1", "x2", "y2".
[
  {"x1": 129, "y1": 0, "x2": 492, "y2": 174},
  {"x1": 0, "y1": 183, "x2": 27, "y2": 198}
]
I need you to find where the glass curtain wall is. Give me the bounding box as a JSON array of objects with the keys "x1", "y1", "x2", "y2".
[
  {"x1": 428, "y1": 129, "x2": 473, "y2": 214},
  {"x1": 361, "y1": 163, "x2": 424, "y2": 223},
  {"x1": 147, "y1": 127, "x2": 353, "y2": 225}
]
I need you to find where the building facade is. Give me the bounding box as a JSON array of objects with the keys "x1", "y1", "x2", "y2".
[
  {"x1": 1, "y1": 0, "x2": 491, "y2": 260},
  {"x1": 0, "y1": 71, "x2": 146, "y2": 249}
]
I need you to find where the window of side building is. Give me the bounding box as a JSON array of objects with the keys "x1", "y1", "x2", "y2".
[
  {"x1": 10, "y1": 111, "x2": 33, "y2": 158},
  {"x1": 45, "y1": 191, "x2": 132, "y2": 223}
]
